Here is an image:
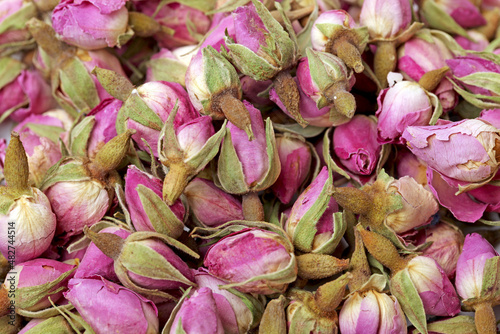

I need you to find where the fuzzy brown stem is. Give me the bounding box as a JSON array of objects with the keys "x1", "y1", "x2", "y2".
[
  {"x1": 274, "y1": 71, "x2": 308, "y2": 127},
  {"x1": 314, "y1": 272, "x2": 351, "y2": 315},
  {"x1": 331, "y1": 187, "x2": 372, "y2": 215},
  {"x1": 5, "y1": 132, "x2": 30, "y2": 192},
  {"x1": 418, "y1": 66, "x2": 449, "y2": 92},
  {"x1": 83, "y1": 227, "x2": 125, "y2": 260},
  {"x1": 297, "y1": 253, "x2": 349, "y2": 280},
  {"x1": 213, "y1": 91, "x2": 254, "y2": 141},
  {"x1": 348, "y1": 228, "x2": 371, "y2": 292},
  {"x1": 259, "y1": 295, "x2": 287, "y2": 334},
  {"x1": 474, "y1": 302, "x2": 497, "y2": 334},
  {"x1": 374, "y1": 41, "x2": 397, "y2": 88},
  {"x1": 324, "y1": 82, "x2": 356, "y2": 119},
  {"x1": 331, "y1": 38, "x2": 364, "y2": 73},
  {"x1": 242, "y1": 192, "x2": 265, "y2": 221},
  {"x1": 163, "y1": 163, "x2": 191, "y2": 206}
]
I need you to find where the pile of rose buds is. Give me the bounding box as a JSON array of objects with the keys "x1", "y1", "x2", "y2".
[{"x1": 1, "y1": 0, "x2": 500, "y2": 333}]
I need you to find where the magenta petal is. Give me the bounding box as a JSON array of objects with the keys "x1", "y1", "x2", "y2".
[{"x1": 233, "y1": 4, "x2": 268, "y2": 54}]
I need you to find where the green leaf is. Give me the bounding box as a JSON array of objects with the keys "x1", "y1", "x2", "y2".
[
  {"x1": 92, "y1": 67, "x2": 134, "y2": 101},
  {"x1": 0, "y1": 57, "x2": 24, "y2": 90},
  {"x1": 217, "y1": 126, "x2": 249, "y2": 194},
  {"x1": 428, "y1": 91, "x2": 443, "y2": 125},
  {"x1": 223, "y1": 42, "x2": 278, "y2": 81},
  {"x1": 69, "y1": 116, "x2": 95, "y2": 157},
  {"x1": 147, "y1": 58, "x2": 187, "y2": 86},
  {"x1": 255, "y1": 118, "x2": 281, "y2": 191},
  {"x1": 26, "y1": 124, "x2": 65, "y2": 144},
  {"x1": 457, "y1": 72, "x2": 500, "y2": 96},
  {"x1": 39, "y1": 159, "x2": 90, "y2": 191},
  {"x1": 297, "y1": 5, "x2": 318, "y2": 54},
  {"x1": 116, "y1": 90, "x2": 163, "y2": 134}
]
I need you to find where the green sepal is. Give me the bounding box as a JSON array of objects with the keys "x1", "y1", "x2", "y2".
[
  {"x1": 55, "y1": 57, "x2": 100, "y2": 116},
  {"x1": 203, "y1": 45, "x2": 241, "y2": 102},
  {"x1": 0, "y1": 189, "x2": 16, "y2": 215},
  {"x1": 21, "y1": 315, "x2": 75, "y2": 334},
  {"x1": 116, "y1": 90, "x2": 163, "y2": 134},
  {"x1": 206, "y1": 0, "x2": 249, "y2": 14},
  {"x1": 127, "y1": 231, "x2": 200, "y2": 259},
  {"x1": 158, "y1": 101, "x2": 183, "y2": 162},
  {"x1": 480, "y1": 256, "x2": 500, "y2": 301},
  {"x1": 0, "y1": 57, "x2": 24, "y2": 90},
  {"x1": 455, "y1": 72, "x2": 500, "y2": 96},
  {"x1": 322, "y1": 128, "x2": 351, "y2": 180},
  {"x1": 49, "y1": 299, "x2": 94, "y2": 334},
  {"x1": 185, "y1": 121, "x2": 226, "y2": 173},
  {"x1": 16, "y1": 266, "x2": 77, "y2": 311},
  {"x1": 92, "y1": 67, "x2": 134, "y2": 101},
  {"x1": 65, "y1": 220, "x2": 120, "y2": 255},
  {"x1": 147, "y1": 58, "x2": 188, "y2": 86},
  {"x1": 227, "y1": 288, "x2": 265, "y2": 332},
  {"x1": 296, "y1": 5, "x2": 318, "y2": 54},
  {"x1": 25, "y1": 124, "x2": 65, "y2": 144},
  {"x1": 420, "y1": 0, "x2": 469, "y2": 38},
  {"x1": 275, "y1": 2, "x2": 299, "y2": 55},
  {"x1": 411, "y1": 315, "x2": 477, "y2": 334},
  {"x1": 161, "y1": 287, "x2": 193, "y2": 334},
  {"x1": 217, "y1": 126, "x2": 250, "y2": 194},
  {"x1": 0, "y1": 2, "x2": 37, "y2": 34},
  {"x1": 116, "y1": 27, "x2": 134, "y2": 48},
  {"x1": 38, "y1": 158, "x2": 90, "y2": 192},
  {"x1": 273, "y1": 123, "x2": 326, "y2": 138},
  {"x1": 119, "y1": 241, "x2": 195, "y2": 286},
  {"x1": 253, "y1": 118, "x2": 281, "y2": 191},
  {"x1": 222, "y1": 41, "x2": 279, "y2": 81},
  {"x1": 155, "y1": 0, "x2": 216, "y2": 13},
  {"x1": 312, "y1": 212, "x2": 347, "y2": 254},
  {"x1": 390, "y1": 269, "x2": 428, "y2": 334},
  {"x1": 16, "y1": 303, "x2": 74, "y2": 320},
  {"x1": 478, "y1": 219, "x2": 500, "y2": 226},
  {"x1": 448, "y1": 78, "x2": 500, "y2": 109},
  {"x1": 291, "y1": 165, "x2": 334, "y2": 253},
  {"x1": 69, "y1": 116, "x2": 95, "y2": 158},
  {"x1": 136, "y1": 184, "x2": 185, "y2": 238},
  {"x1": 428, "y1": 91, "x2": 443, "y2": 125}
]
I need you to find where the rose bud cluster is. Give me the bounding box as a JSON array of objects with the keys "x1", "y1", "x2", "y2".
[{"x1": 0, "y1": 0, "x2": 500, "y2": 333}]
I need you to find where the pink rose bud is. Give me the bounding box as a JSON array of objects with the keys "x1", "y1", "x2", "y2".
[
  {"x1": 360, "y1": 0, "x2": 411, "y2": 38},
  {"x1": 199, "y1": 15, "x2": 235, "y2": 52},
  {"x1": 376, "y1": 81, "x2": 434, "y2": 144},
  {"x1": 169, "y1": 288, "x2": 239, "y2": 334},
  {"x1": 402, "y1": 119, "x2": 500, "y2": 187},
  {"x1": 455, "y1": 31, "x2": 489, "y2": 51},
  {"x1": 124, "y1": 165, "x2": 185, "y2": 234},
  {"x1": 176, "y1": 116, "x2": 216, "y2": 160},
  {"x1": 13, "y1": 115, "x2": 64, "y2": 185},
  {"x1": 64, "y1": 277, "x2": 159, "y2": 334},
  {"x1": 6, "y1": 259, "x2": 76, "y2": 312},
  {"x1": 271, "y1": 135, "x2": 312, "y2": 204},
  {"x1": 311, "y1": 10, "x2": 357, "y2": 51},
  {"x1": 133, "y1": 1, "x2": 211, "y2": 49},
  {"x1": 0, "y1": 69, "x2": 55, "y2": 122},
  {"x1": 74, "y1": 226, "x2": 131, "y2": 281},
  {"x1": 455, "y1": 233, "x2": 499, "y2": 300},
  {"x1": 218, "y1": 101, "x2": 280, "y2": 195},
  {"x1": 52, "y1": 0, "x2": 129, "y2": 50},
  {"x1": 18, "y1": 316, "x2": 74, "y2": 334},
  {"x1": 406, "y1": 256, "x2": 461, "y2": 316},
  {"x1": 419, "y1": 222, "x2": 464, "y2": 278},
  {"x1": 204, "y1": 228, "x2": 297, "y2": 295},
  {"x1": 0, "y1": 0, "x2": 35, "y2": 47},
  {"x1": 86, "y1": 98, "x2": 121, "y2": 159},
  {"x1": 396, "y1": 148, "x2": 428, "y2": 186},
  {"x1": 333, "y1": 115, "x2": 381, "y2": 176},
  {"x1": 184, "y1": 178, "x2": 244, "y2": 228},
  {"x1": 83, "y1": 50, "x2": 128, "y2": 101},
  {"x1": 286, "y1": 167, "x2": 344, "y2": 254},
  {"x1": 0, "y1": 187, "x2": 57, "y2": 264},
  {"x1": 193, "y1": 268, "x2": 263, "y2": 333},
  {"x1": 385, "y1": 176, "x2": 439, "y2": 234},
  {"x1": 431, "y1": 0, "x2": 486, "y2": 28},
  {"x1": 339, "y1": 290, "x2": 407, "y2": 334},
  {"x1": 446, "y1": 55, "x2": 500, "y2": 97},
  {"x1": 122, "y1": 81, "x2": 198, "y2": 157}
]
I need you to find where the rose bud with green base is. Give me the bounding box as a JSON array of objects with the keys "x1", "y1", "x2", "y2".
[
  {"x1": 360, "y1": 0, "x2": 423, "y2": 87},
  {"x1": 184, "y1": 178, "x2": 244, "y2": 228},
  {"x1": 86, "y1": 98, "x2": 121, "y2": 160},
  {"x1": 40, "y1": 129, "x2": 135, "y2": 237},
  {"x1": 159, "y1": 105, "x2": 226, "y2": 206},
  {"x1": 297, "y1": 49, "x2": 357, "y2": 119},
  {"x1": 221, "y1": 0, "x2": 306, "y2": 127},
  {"x1": 5, "y1": 258, "x2": 76, "y2": 316},
  {"x1": 455, "y1": 233, "x2": 500, "y2": 334},
  {"x1": 193, "y1": 222, "x2": 297, "y2": 295},
  {"x1": 286, "y1": 273, "x2": 351, "y2": 333},
  {"x1": 271, "y1": 133, "x2": 313, "y2": 205},
  {"x1": 285, "y1": 166, "x2": 346, "y2": 255},
  {"x1": 124, "y1": 165, "x2": 185, "y2": 238},
  {"x1": 0, "y1": 133, "x2": 57, "y2": 264},
  {"x1": 217, "y1": 101, "x2": 280, "y2": 221},
  {"x1": 358, "y1": 227, "x2": 461, "y2": 334},
  {"x1": 311, "y1": 9, "x2": 369, "y2": 73},
  {"x1": 186, "y1": 46, "x2": 254, "y2": 140},
  {"x1": 84, "y1": 228, "x2": 199, "y2": 302},
  {"x1": 64, "y1": 276, "x2": 159, "y2": 334}
]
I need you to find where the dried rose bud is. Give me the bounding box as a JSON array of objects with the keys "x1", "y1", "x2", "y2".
[
  {"x1": 64, "y1": 277, "x2": 159, "y2": 334},
  {"x1": 74, "y1": 226, "x2": 131, "y2": 281},
  {"x1": 0, "y1": 0, "x2": 37, "y2": 48},
  {"x1": 204, "y1": 228, "x2": 297, "y2": 295},
  {"x1": 271, "y1": 134, "x2": 312, "y2": 205},
  {"x1": 339, "y1": 290, "x2": 407, "y2": 334},
  {"x1": 333, "y1": 115, "x2": 381, "y2": 177},
  {"x1": 297, "y1": 49, "x2": 356, "y2": 117},
  {"x1": 376, "y1": 81, "x2": 435, "y2": 144},
  {"x1": 455, "y1": 31, "x2": 489, "y2": 51},
  {"x1": 168, "y1": 288, "x2": 239, "y2": 334},
  {"x1": 419, "y1": 222, "x2": 464, "y2": 278},
  {"x1": 124, "y1": 165, "x2": 185, "y2": 237},
  {"x1": 311, "y1": 9, "x2": 368, "y2": 73},
  {"x1": 285, "y1": 167, "x2": 345, "y2": 254},
  {"x1": 184, "y1": 178, "x2": 244, "y2": 228},
  {"x1": 421, "y1": 0, "x2": 486, "y2": 32},
  {"x1": 6, "y1": 259, "x2": 75, "y2": 313},
  {"x1": 18, "y1": 316, "x2": 75, "y2": 334},
  {"x1": 199, "y1": 15, "x2": 235, "y2": 52},
  {"x1": 52, "y1": 0, "x2": 129, "y2": 50},
  {"x1": 86, "y1": 98, "x2": 121, "y2": 159}
]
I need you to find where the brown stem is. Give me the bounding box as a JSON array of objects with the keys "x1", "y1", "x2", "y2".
[
  {"x1": 5, "y1": 132, "x2": 30, "y2": 192},
  {"x1": 242, "y1": 192, "x2": 265, "y2": 221},
  {"x1": 26, "y1": 18, "x2": 67, "y2": 59},
  {"x1": 258, "y1": 295, "x2": 287, "y2": 334},
  {"x1": 271, "y1": 6, "x2": 315, "y2": 25},
  {"x1": 331, "y1": 187, "x2": 372, "y2": 216},
  {"x1": 418, "y1": 66, "x2": 449, "y2": 92},
  {"x1": 314, "y1": 272, "x2": 351, "y2": 315},
  {"x1": 83, "y1": 227, "x2": 125, "y2": 260},
  {"x1": 213, "y1": 91, "x2": 254, "y2": 141},
  {"x1": 330, "y1": 38, "x2": 364, "y2": 73},
  {"x1": 273, "y1": 71, "x2": 308, "y2": 127},
  {"x1": 163, "y1": 163, "x2": 191, "y2": 206},
  {"x1": 324, "y1": 82, "x2": 356, "y2": 119},
  {"x1": 374, "y1": 41, "x2": 397, "y2": 88},
  {"x1": 297, "y1": 253, "x2": 349, "y2": 280},
  {"x1": 348, "y1": 228, "x2": 371, "y2": 292},
  {"x1": 474, "y1": 302, "x2": 497, "y2": 334}
]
